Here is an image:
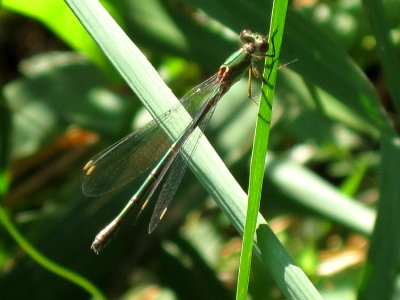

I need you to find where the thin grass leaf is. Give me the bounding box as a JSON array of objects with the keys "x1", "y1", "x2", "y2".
[
  {"x1": 362, "y1": 0, "x2": 400, "y2": 116},
  {"x1": 358, "y1": 133, "x2": 400, "y2": 299},
  {"x1": 0, "y1": 206, "x2": 106, "y2": 300},
  {"x1": 265, "y1": 153, "x2": 375, "y2": 236},
  {"x1": 237, "y1": 1, "x2": 289, "y2": 300},
  {"x1": 355, "y1": 1, "x2": 400, "y2": 298}
]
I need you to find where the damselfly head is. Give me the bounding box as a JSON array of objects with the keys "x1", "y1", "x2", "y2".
[{"x1": 239, "y1": 29, "x2": 269, "y2": 56}]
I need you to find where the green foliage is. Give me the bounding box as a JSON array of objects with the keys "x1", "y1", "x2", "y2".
[{"x1": 1, "y1": 0, "x2": 399, "y2": 299}]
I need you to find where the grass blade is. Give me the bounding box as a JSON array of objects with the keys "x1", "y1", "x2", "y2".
[{"x1": 236, "y1": 1, "x2": 308, "y2": 300}]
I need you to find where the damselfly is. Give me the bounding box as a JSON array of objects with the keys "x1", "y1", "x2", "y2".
[{"x1": 83, "y1": 29, "x2": 275, "y2": 253}]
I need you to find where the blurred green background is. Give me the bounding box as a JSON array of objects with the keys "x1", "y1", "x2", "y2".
[{"x1": 1, "y1": 0, "x2": 400, "y2": 299}]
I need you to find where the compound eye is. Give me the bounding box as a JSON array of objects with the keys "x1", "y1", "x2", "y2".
[
  {"x1": 240, "y1": 29, "x2": 254, "y2": 43},
  {"x1": 258, "y1": 37, "x2": 269, "y2": 53}
]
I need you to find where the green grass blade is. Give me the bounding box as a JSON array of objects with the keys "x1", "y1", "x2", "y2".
[
  {"x1": 356, "y1": 1, "x2": 400, "y2": 298},
  {"x1": 236, "y1": 1, "x2": 320, "y2": 299},
  {"x1": 236, "y1": 2, "x2": 289, "y2": 300},
  {"x1": 265, "y1": 153, "x2": 375, "y2": 236},
  {"x1": 358, "y1": 133, "x2": 400, "y2": 299},
  {"x1": 0, "y1": 206, "x2": 106, "y2": 300},
  {"x1": 362, "y1": 0, "x2": 400, "y2": 116}
]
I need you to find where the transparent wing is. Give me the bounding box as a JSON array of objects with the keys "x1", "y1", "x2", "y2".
[
  {"x1": 147, "y1": 102, "x2": 216, "y2": 233},
  {"x1": 82, "y1": 74, "x2": 219, "y2": 196},
  {"x1": 147, "y1": 154, "x2": 187, "y2": 233}
]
